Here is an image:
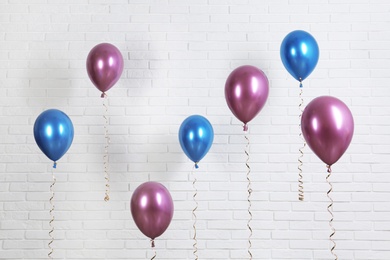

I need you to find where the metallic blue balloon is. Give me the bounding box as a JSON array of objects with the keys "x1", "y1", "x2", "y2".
[
  {"x1": 33, "y1": 109, "x2": 74, "y2": 164},
  {"x1": 179, "y1": 115, "x2": 214, "y2": 168},
  {"x1": 280, "y1": 30, "x2": 319, "y2": 82}
]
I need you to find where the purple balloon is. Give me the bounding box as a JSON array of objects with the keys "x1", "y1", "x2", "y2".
[
  {"x1": 225, "y1": 65, "x2": 269, "y2": 131},
  {"x1": 301, "y1": 96, "x2": 354, "y2": 166},
  {"x1": 86, "y1": 43, "x2": 124, "y2": 96},
  {"x1": 130, "y1": 182, "x2": 174, "y2": 241}
]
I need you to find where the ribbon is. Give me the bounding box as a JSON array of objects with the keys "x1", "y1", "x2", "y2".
[
  {"x1": 298, "y1": 87, "x2": 306, "y2": 201},
  {"x1": 102, "y1": 94, "x2": 110, "y2": 202},
  {"x1": 150, "y1": 240, "x2": 156, "y2": 260},
  {"x1": 326, "y1": 165, "x2": 338, "y2": 260},
  {"x1": 245, "y1": 133, "x2": 253, "y2": 260},
  {"x1": 48, "y1": 166, "x2": 56, "y2": 258},
  {"x1": 192, "y1": 165, "x2": 199, "y2": 260}
]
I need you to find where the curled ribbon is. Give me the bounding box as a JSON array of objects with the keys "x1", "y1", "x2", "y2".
[
  {"x1": 245, "y1": 134, "x2": 253, "y2": 260},
  {"x1": 298, "y1": 87, "x2": 306, "y2": 201},
  {"x1": 326, "y1": 165, "x2": 338, "y2": 260},
  {"x1": 192, "y1": 165, "x2": 199, "y2": 260},
  {"x1": 102, "y1": 94, "x2": 110, "y2": 202},
  {"x1": 48, "y1": 167, "x2": 56, "y2": 258}
]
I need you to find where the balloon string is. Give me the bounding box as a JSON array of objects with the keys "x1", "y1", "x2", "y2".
[
  {"x1": 245, "y1": 134, "x2": 253, "y2": 260},
  {"x1": 150, "y1": 240, "x2": 156, "y2": 260},
  {"x1": 192, "y1": 165, "x2": 199, "y2": 260},
  {"x1": 48, "y1": 167, "x2": 56, "y2": 259},
  {"x1": 102, "y1": 94, "x2": 110, "y2": 202},
  {"x1": 298, "y1": 87, "x2": 306, "y2": 201},
  {"x1": 326, "y1": 165, "x2": 338, "y2": 260}
]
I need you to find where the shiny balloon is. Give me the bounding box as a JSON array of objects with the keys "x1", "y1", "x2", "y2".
[
  {"x1": 280, "y1": 30, "x2": 319, "y2": 82},
  {"x1": 225, "y1": 65, "x2": 269, "y2": 131},
  {"x1": 131, "y1": 182, "x2": 174, "y2": 240},
  {"x1": 178, "y1": 115, "x2": 214, "y2": 168},
  {"x1": 301, "y1": 96, "x2": 354, "y2": 166},
  {"x1": 86, "y1": 43, "x2": 124, "y2": 95},
  {"x1": 33, "y1": 109, "x2": 74, "y2": 163}
]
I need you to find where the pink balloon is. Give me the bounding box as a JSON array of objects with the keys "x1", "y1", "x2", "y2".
[
  {"x1": 301, "y1": 96, "x2": 354, "y2": 166},
  {"x1": 225, "y1": 65, "x2": 269, "y2": 131},
  {"x1": 86, "y1": 43, "x2": 124, "y2": 96},
  {"x1": 130, "y1": 182, "x2": 174, "y2": 241}
]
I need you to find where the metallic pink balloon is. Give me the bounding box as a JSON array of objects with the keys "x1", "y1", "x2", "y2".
[
  {"x1": 86, "y1": 43, "x2": 124, "y2": 96},
  {"x1": 130, "y1": 182, "x2": 174, "y2": 240},
  {"x1": 225, "y1": 65, "x2": 269, "y2": 131},
  {"x1": 301, "y1": 96, "x2": 354, "y2": 166}
]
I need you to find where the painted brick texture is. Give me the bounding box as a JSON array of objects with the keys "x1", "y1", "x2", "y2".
[{"x1": 0, "y1": 0, "x2": 390, "y2": 259}]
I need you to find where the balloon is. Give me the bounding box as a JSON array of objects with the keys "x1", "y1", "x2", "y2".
[
  {"x1": 224, "y1": 65, "x2": 269, "y2": 131},
  {"x1": 86, "y1": 43, "x2": 124, "y2": 96},
  {"x1": 131, "y1": 182, "x2": 174, "y2": 241},
  {"x1": 33, "y1": 109, "x2": 74, "y2": 166},
  {"x1": 280, "y1": 30, "x2": 319, "y2": 82},
  {"x1": 301, "y1": 96, "x2": 354, "y2": 166},
  {"x1": 178, "y1": 115, "x2": 214, "y2": 168}
]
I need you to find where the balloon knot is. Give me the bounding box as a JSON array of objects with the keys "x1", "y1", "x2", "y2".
[
  {"x1": 195, "y1": 163, "x2": 199, "y2": 169},
  {"x1": 243, "y1": 124, "x2": 248, "y2": 131},
  {"x1": 151, "y1": 239, "x2": 155, "y2": 248},
  {"x1": 53, "y1": 162, "x2": 57, "y2": 169},
  {"x1": 101, "y1": 92, "x2": 107, "y2": 98}
]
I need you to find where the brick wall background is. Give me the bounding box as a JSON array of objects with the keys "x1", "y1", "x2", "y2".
[{"x1": 0, "y1": 0, "x2": 389, "y2": 259}]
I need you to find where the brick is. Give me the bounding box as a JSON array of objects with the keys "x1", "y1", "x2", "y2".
[{"x1": 0, "y1": 1, "x2": 389, "y2": 258}]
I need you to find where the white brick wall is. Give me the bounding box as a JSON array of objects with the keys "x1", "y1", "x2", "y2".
[{"x1": 0, "y1": 0, "x2": 389, "y2": 259}]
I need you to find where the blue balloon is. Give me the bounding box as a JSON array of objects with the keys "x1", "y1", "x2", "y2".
[
  {"x1": 179, "y1": 115, "x2": 214, "y2": 168},
  {"x1": 33, "y1": 109, "x2": 74, "y2": 165},
  {"x1": 280, "y1": 30, "x2": 319, "y2": 83}
]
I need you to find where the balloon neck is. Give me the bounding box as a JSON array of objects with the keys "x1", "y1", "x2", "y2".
[
  {"x1": 326, "y1": 164, "x2": 332, "y2": 173},
  {"x1": 101, "y1": 92, "x2": 107, "y2": 98},
  {"x1": 150, "y1": 239, "x2": 155, "y2": 248},
  {"x1": 299, "y1": 79, "x2": 303, "y2": 88},
  {"x1": 53, "y1": 162, "x2": 57, "y2": 169},
  {"x1": 195, "y1": 163, "x2": 199, "y2": 169},
  {"x1": 243, "y1": 124, "x2": 248, "y2": 132}
]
